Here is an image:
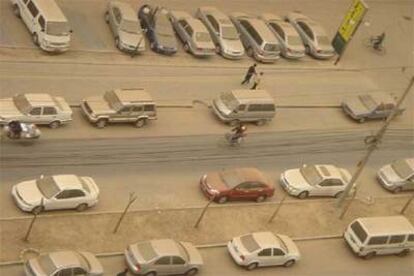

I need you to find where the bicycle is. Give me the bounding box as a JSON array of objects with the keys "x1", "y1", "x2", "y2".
[{"x1": 363, "y1": 36, "x2": 386, "y2": 55}]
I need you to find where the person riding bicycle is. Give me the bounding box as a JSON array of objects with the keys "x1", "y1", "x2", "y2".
[
  {"x1": 372, "y1": 32, "x2": 385, "y2": 50},
  {"x1": 231, "y1": 123, "x2": 247, "y2": 142}
]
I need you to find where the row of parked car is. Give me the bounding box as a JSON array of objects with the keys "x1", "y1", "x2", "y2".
[
  {"x1": 10, "y1": 0, "x2": 336, "y2": 61},
  {"x1": 0, "y1": 89, "x2": 404, "y2": 129},
  {"x1": 22, "y1": 215, "x2": 414, "y2": 275}
]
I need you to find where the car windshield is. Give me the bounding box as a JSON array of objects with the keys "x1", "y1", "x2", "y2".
[
  {"x1": 104, "y1": 91, "x2": 123, "y2": 111},
  {"x1": 195, "y1": 32, "x2": 211, "y2": 42},
  {"x1": 275, "y1": 235, "x2": 288, "y2": 253},
  {"x1": 221, "y1": 26, "x2": 239, "y2": 40},
  {"x1": 46, "y1": 21, "x2": 70, "y2": 36},
  {"x1": 220, "y1": 92, "x2": 238, "y2": 112},
  {"x1": 240, "y1": 234, "x2": 260, "y2": 253},
  {"x1": 263, "y1": 43, "x2": 278, "y2": 52},
  {"x1": 36, "y1": 177, "x2": 60, "y2": 199},
  {"x1": 287, "y1": 35, "x2": 302, "y2": 46},
  {"x1": 300, "y1": 165, "x2": 322, "y2": 186},
  {"x1": 391, "y1": 159, "x2": 414, "y2": 179},
  {"x1": 13, "y1": 94, "x2": 32, "y2": 114},
  {"x1": 155, "y1": 16, "x2": 173, "y2": 36},
  {"x1": 121, "y1": 20, "x2": 140, "y2": 34},
  {"x1": 136, "y1": 242, "x2": 158, "y2": 261},
  {"x1": 350, "y1": 221, "x2": 368, "y2": 243},
  {"x1": 359, "y1": 95, "x2": 377, "y2": 111},
  {"x1": 220, "y1": 171, "x2": 242, "y2": 188},
  {"x1": 316, "y1": 35, "x2": 330, "y2": 45},
  {"x1": 38, "y1": 255, "x2": 58, "y2": 275}
]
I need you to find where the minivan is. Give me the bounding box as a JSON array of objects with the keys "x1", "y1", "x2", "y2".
[
  {"x1": 212, "y1": 89, "x2": 276, "y2": 126},
  {"x1": 11, "y1": 0, "x2": 72, "y2": 52},
  {"x1": 344, "y1": 216, "x2": 414, "y2": 259}
]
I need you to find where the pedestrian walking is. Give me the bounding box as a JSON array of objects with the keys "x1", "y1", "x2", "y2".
[
  {"x1": 251, "y1": 72, "x2": 263, "y2": 90},
  {"x1": 117, "y1": 268, "x2": 129, "y2": 276},
  {"x1": 241, "y1": 63, "x2": 257, "y2": 84}
]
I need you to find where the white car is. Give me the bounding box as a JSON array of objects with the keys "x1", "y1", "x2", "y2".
[
  {"x1": 12, "y1": 174, "x2": 99, "y2": 214},
  {"x1": 227, "y1": 232, "x2": 300, "y2": 270},
  {"x1": 377, "y1": 158, "x2": 414, "y2": 193},
  {"x1": 280, "y1": 164, "x2": 351, "y2": 199}
]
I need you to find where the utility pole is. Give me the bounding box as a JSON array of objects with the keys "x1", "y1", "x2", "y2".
[
  {"x1": 337, "y1": 76, "x2": 414, "y2": 219},
  {"x1": 23, "y1": 199, "x2": 44, "y2": 242},
  {"x1": 268, "y1": 194, "x2": 287, "y2": 223},
  {"x1": 113, "y1": 192, "x2": 137, "y2": 234},
  {"x1": 194, "y1": 195, "x2": 216, "y2": 229},
  {"x1": 400, "y1": 193, "x2": 414, "y2": 214}
]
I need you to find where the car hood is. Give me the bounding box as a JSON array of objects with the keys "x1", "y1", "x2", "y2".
[
  {"x1": 44, "y1": 33, "x2": 71, "y2": 44},
  {"x1": 79, "y1": 252, "x2": 104, "y2": 275},
  {"x1": 157, "y1": 33, "x2": 177, "y2": 49},
  {"x1": 26, "y1": 259, "x2": 48, "y2": 276},
  {"x1": 0, "y1": 98, "x2": 24, "y2": 119},
  {"x1": 278, "y1": 234, "x2": 300, "y2": 257},
  {"x1": 194, "y1": 40, "x2": 215, "y2": 50},
  {"x1": 206, "y1": 172, "x2": 228, "y2": 191},
  {"x1": 283, "y1": 169, "x2": 312, "y2": 189},
  {"x1": 180, "y1": 242, "x2": 203, "y2": 265},
  {"x1": 317, "y1": 43, "x2": 334, "y2": 52},
  {"x1": 213, "y1": 99, "x2": 232, "y2": 116},
  {"x1": 342, "y1": 97, "x2": 370, "y2": 116},
  {"x1": 84, "y1": 97, "x2": 115, "y2": 115},
  {"x1": 15, "y1": 180, "x2": 44, "y2": 206},
  {"x1": 221, "y1": 38, "x2": 244, "y2": 52},
  {"x1": 379, "y1": 165, "x2": 404, "y2": 183},
  {"x1": 120, "y1": 31, "x2": 143, "y2": 47}
]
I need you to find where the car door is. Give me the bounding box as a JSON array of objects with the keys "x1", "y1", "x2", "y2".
[
  {"x1": 170, "y1": 256, "x2": 187, "y2": 274},
  {"x1": 129, "y1": 105, "x2": 143, "y2": 122},
  {"x1": 230, "y1": 182, "x2": 252, "y2": 200},
  {"x1": 42, "y1": 106, "x2": 59, "y2": 124},
  {"x1": 113, "y1": 106, "x2": 131, "y2": 122},
  {"x1": 110, "y1": 6, "x2": 122, "y2": 36},
  {"x1": 21, "y1": 0, "x2": 38, "y2": 31},
  {"x1": 206, "y1": 15, "x2": 220, "y2": 44},
  {"x1": 256, "y1": 248, "x2": 273, "y2": 266},
  {"x1": 27, "y1": 106, "x2": 43, "y2": 123},
  {"x1": 272, "y1": 248, "x2": 288, "y2": 266},
  {"x1": 153, "y1": 256, "x2": 172, "y2": 275},
  {"x1": 51, "y1": 189, "x2": 86, "y2": 209},
  {"x1": 314, "y1": 179, "x2": 335, "y2": 196}
]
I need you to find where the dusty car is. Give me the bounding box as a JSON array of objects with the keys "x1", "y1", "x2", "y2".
[
  {"x1": 196, "y1": 6, "x2": 244, "y2": 59},
  {"x1": 341, "y1": 93, "x2": 403, "y2": 123},
  {"x1": 81, "y1": 88, "x2": 157, "y2": 128},
  {"x1": 124, "y1": 239, "x2": 203, "y2": 276},
  {"x1": 169, "y1": 10, "x2": 215, "y2": 57},
  {"x1": 138, "y1": 5, "x2": 178, "y2": 55},
  {"x1": 212, "y1": 89, "x2": 276, "y2": 126},
  {"x1": 12, "y1": 174, "x2": 99, "y2": 214},
  {"x1": 227, "y1": 232, "x2": 300, "y2": 270},
  {"x1": 200, "y1": 167, "x2": 274, "y2": 204},
  {"x1": 259, "y1": 13, "x2": 305, "y2": 59},
  {"x1": 285, "y1": 12, "x2": 335, "y2": 59},
  {"x1": 377, "y1": 158, "x2": 414, "y2": 193},
  {"x1": 105, "y1": 1, "x2": 145, "y2": 54},
  {"x1": 24, "y1": 250, "x2": 103, "y2": 276},
  {"x1": 230, "y1": 12, "x2": 280, "y2": 63},
  {"x1": 280, "y1": 164, "x2": 351, "y2": 199},
  {"x1": 0, "y1": 93, "x2": 72, "y2": 128}
]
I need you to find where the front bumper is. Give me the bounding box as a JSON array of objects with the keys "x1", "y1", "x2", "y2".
[
  {"x1": 11, "y1": 187, "x2": 33, "y2": 212},
  {"x1": 279, "y1": 174, "x2": 301, "y2": 196},
  {"x1": 254, "y1": 52, "x2": 280, "y2": 63},
  {"x1": 80, "y1": 102, "x2": 99, "y2": 123},
  {"x1": 221, "y1": 50, "x2": 244, "y2": 60},
  {"x1": 40, "y1": 42, "x2": 69, "y2": 53},
  {"x1": 376, "y1": 173, "x2": 397, "y2": 192},
  {"x1": 199, "y1": 176, "x2": 217, "y2": 200},
  {"x1": 343, "y1": 231, "x2": 361, "y2": 255}
]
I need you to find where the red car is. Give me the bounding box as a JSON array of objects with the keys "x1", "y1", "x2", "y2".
[{"x1": 200, "y1": 167, "x2": 274, "y2": 203}]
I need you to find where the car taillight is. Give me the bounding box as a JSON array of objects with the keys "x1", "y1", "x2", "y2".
[
  {"x1": 135, "y1": 264, "x2": 141, "y2": 271},
  {"x1": 240, "y1": 255, "x2": 245, "y2": 260}
]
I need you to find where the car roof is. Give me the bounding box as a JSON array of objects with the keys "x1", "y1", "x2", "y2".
[
  {"x1": 47, "y1": 251, "x2": 83, "y2": 268},
  {"x1": 32, "y1": 0, "x2": 68, "y2": 22},
  {"x1": 236, "y1": 16, "x2": 278, "y2": 43},
  {"x1": 19, "y1": 93, "x2": 57, "y2": 107},
  {"x1": 251, "y1": 232, "x2": 281, "y2": 249},
  {"x1": 369, "y1": 93, "x2": 396, "y2": 105},
  {"x1": 356, "y1": 216, "x2": 414, "y2": 235},
  {"x1": 230, "y1": 89, "x2": 275, "y2": 102},
  {"x1": 170, "y1": 10, "x2": 193, "y2": 20},
  {"x1": 260, "y1": 13, "x2": 299, "y2": 36},
  {"x1": 151, "y1": 239, "x2": 183, "y2": 257},
  {"x1": 287, "y1": 12, "x2": 327, "y2": 35},
  {"x1": 199, "y1": 6, "x2": 232, "y2": 24},
  {"x1": 53, "y1": 174, "x2": 83, "y2": 190},
  {"x1": 221, "y1": 167, "x2": 269, "y2": 186},
  {"x1": 113, "y1": 89, "x2": 154, "y2": 104},
  {"x1": 315, "y1": 164, "x2": 343, "y2": 179},
  {"x1": 110, "y1": 1, "x2": 137, "y2": 21}
]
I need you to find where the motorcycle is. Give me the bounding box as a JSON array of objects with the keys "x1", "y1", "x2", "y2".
[
  {"x1": 225, "y1": 132, "x2": 246, "y2": 146},
  {"x1": 3, "y1": 123, "x2": 41, "y2": 140}
]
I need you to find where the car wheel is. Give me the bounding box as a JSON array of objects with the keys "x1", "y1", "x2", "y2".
[
  {"x1": 256, "y1": 195, "x2": 266, "y2": 203},
  {"x1": 104, "y1": 11, "x2": 110, "y2": 23},
  {"x1": 334, "y1": 191, "x2": 343, "y2": 198},
  {"x1": 96, "y1": 119, "x2": 107, "y2": 128},
  {"x1": 217, "y1": 196, "x2": 228, "y2": 204},
  {"x1": 228, "y1": 120, "x2": 240, "y2": 127},
  {"x1": 247, "y1": 47, "x2": 253, "y2": 57},
  {"x1": 397, "y1": 249, "x2": 410, "y2": 257},
  {"x1": 283, "y1": 259, "x2": 296, "y2": 267},
  {"x1": 32, "y1": 33, "x2": 39, "y2": 46},
  {"x1": 13, "y1": 4, "x2": 20, "y2": 18},
  {"x1": 246, "y1": 262, "x2": 258, "y2": 270},
  {"x1": 255, "y1": 119, "x2": 267, "y2": 126},
  {"x1": 135, "y1": 118, "x2": 147, "y2": 128},
  {"x1": 185, "y1": 268, "x2": 199, "y2": 276},
  {"x1": 358, "y1": 117, "x2": 365, "y2": 123},
  {"x1": 393, "y1": 187, "x2": 402, "y2": 193},
  {"x1": 32, "y1": 205, "x2": 44, "y2": 215},
  {"x1": 115, "y1": 37, "x2": 121, "y2": 49},
  {"x1": 363, "y1": 251, "x2": 376, "y2": 259},
  {"x1": 184, "y1": 43, "x2": 190, "y2": 53},
  {"x1": 76, "y1": 203, "x2": 88, "y2": 212},
  {"x1": 298, "y1": 191, "x2": 309, "y2": 199},
  {"x1": 215, "y1": 45, "x2": 221, "y2": 54},
  {"x1": 144, "y1": 272, "x2": 157, "y2": 276},
  {"x1": 49, "y1": 121, "x2": 61, "y2": 129}
]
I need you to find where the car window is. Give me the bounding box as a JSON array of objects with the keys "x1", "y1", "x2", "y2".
[
  {"x1": 206, "y1": 15, "x2": 219, "y2": 33},
  {"x1": 273, "y1": 248, "x2": 285, "y2": 256},
  {"x1": 38, "y1": 15, "x2": 46, "y2": 30},
  {"x1": 154, "y1": 256, "x2": 171, "y2": 265},
  {"x1": 144, "y1": 105, "x2": 155, "y2": 111},
  {"x1": 368, "y1": 236, "x2": 388, "y2": 245},
  {"x1": 27, "y1": 1, "x2": 39, "y2": 18},
  {"x1": 238, "y1": 104, "x2": 246, "y2": 111},
  {"x1": 119, "y1": 106, "x2": 131, "y2": 113},
  {"x1": 385, "y1": 103, "x2": 394, "y2": 110},
  {"x1": 113, "y1": 7, "x2": 122, "y2": 25},
  {"x1": 43, "y1": 107, "x2": 57, "y2": 115},
  {"x1": 269, "y1": 22, "x2": 285, "y2": 40},
  {"x1": 389, "y1": 235, "x2": 405, "y2": 244},
  {"x1": 56, "y1": 189, "x2": 85, "y2": 199},
  {"x1": 247, "y1": 104, "x2": 265, "y2": 111},
  {"x1": 73, "y1": 267, "x2": 87, "y2": 275},
  {"x1": 408, "y1": 235, "x2": 414, "y2": 242},
  {"x1": 30, "y1": 107, "x2": 42, "y2": 115},
  {"x1": 297, "y1": 21, "x2": 314, "y2": 40},
  {"x1": 235, "y1": 182, "x2": 250, "y2": 190},
  {"x1": 23, "y1": 0, "x2": 29, "y2": 4},
  {"x1": 258, "y1": 248, "x2": 272, "y2": 256},
  {"x1": 172, "y1": 256, "x2": 185, "y2": 265},
  {"x1": 131, "y1": 106, "x2": 143, "y2": 112},
  {"x1": 376, "y1": 103, "x2": 385, "y2": 111},
  {"x1": 54, "y1": 268, "x2": 72, "y2": 276}
]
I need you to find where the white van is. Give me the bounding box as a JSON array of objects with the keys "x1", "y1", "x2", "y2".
[
  {"x1": 11, "y1": 0, "x2": 72, "y2": 52},
  {"x1": 344, "y1": 216, "x2": 414, "y2": 259}
]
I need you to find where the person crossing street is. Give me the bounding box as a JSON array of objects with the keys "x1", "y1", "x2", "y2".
[
  {"x1": 241, "y1": 63, "x2": 257, "y2": 84},
  {"x1": 251, "y1": 72, "x2": 263, "y2": 90}
]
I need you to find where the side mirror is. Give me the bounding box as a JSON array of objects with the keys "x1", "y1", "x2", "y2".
[{"x1": 40, "y1": 174, "x2": 44, "y2": 179}]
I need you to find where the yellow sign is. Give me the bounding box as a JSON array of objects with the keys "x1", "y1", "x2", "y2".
[{"x1": 338, "y1": 0, "x2": 368, "y2": 41}]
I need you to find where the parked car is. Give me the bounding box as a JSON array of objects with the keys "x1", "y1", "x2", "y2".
[
  {"x1": 105, "y1": 1, "x2": 145, "y2": 54},
  {"x1": 11, "y1": 0, "x2": 72, "y2": 52},
  {"x1": 227, "y1": 232, "x2": 300, "y2": 270},
  {"x1": 81, "y1": 88, "x2": 157, "y2": 128},
  {"x1": 259, "y1": 13, "x2": 305, "y2": 59},
  {"x1": 285, "y1": 12, "x2": 335, "y2": 59},
  {"x1": 12, "y1": 174, "x2": 99, "y2": 214},
  {"x1": 0, "y1": 93, "x2": 72, "y2": 128},
  {"x1": 280, "y1": 164, "x2": 351, "y2": 199},
  {"x1": 24, "y1": 250, "x2": 103, "y2": 276},
  {"x1": 200, "y1": 167, "x2": 274, "y2": 203},
  {"x1": 196, "y1": 6, "x2": 244, "y2": 59},
  {"x1": 138, "y1": 5, "x2": 177, "y2": 55},
  {"x1": 169, "y1": 10, "x2": 215, "y2": 57},
  {"x1": 124, "y1": 239, "x2": 203, "y2": 276},
  {"x1": 230, "y1": 12, "x2": 280, "y2": 63},
  {"x1": 211, "y1": 89, "x2": 276, "y2": 126},
  {"x1": 344, "y1": 216, "x2": 414, "y2": 259},
  {"x1": 341, "y1": 93, "x2": 403, "y2": 123},
  {"x1": 377, "y1": 158, "x2": 414, "y2": 193}
]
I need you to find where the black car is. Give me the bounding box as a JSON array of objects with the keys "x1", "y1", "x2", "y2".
[{"x1": 138, "y1": 5, "x2": 178, "y2": 55}]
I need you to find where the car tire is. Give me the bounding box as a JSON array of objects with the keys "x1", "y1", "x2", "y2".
[
  {"x1": 49, "y1": 120, "x2": 61, "y2": 129},
  {"x1": 246, "y1": 262, "x2": 258, "y2": 270},
  {"x1": 298, "y1": 191, "x2": 309, "y2": 199},
  {"x1": 185, "y1": 268, "x2": 199, "y2": 276},
  {"x1": 96, "y1": 119, "x2": 107, "y2": 128},
  {"x1": 397, "y1": 249, "x2": 410, "y2": 257},
  {"x1": 104, "y1": 12, "x2": 110, "y2": 23},
  {"x1": 217, "y1": 196, "x2": 228, "y2": 204},
  {"x1": 32, "y1": 205, "x2": 44, "y2": 215},
  {"x1": 228, "y1": 120, "x2": 240, "y2": 127},
  {"x1": 255, "y1": 119, "x2": 267, "y2": 126},
  {"x1": 393, "y1": 187, "x2": 402, "y2": 193},
  {"x1": 247, "y1": 47, "x2": 253, "y2": 57},
  {"x1": 184, "y1": 43, "x2": 190, "y2": 53},
  {"x1": 256, "y1": 195, "x2": 266, "y2": 203},
  {"x1": 283, "y1": 259, "x2": 296, "y2": 267},
  {"x1": 32, "y1": 33, "x2": 39, "y2": 46},
  {"x1": 363, "y1": 251, "x2": 376, "y2": 259},
  {"x1": 115, "y1": 37, "x2": 121, "y2": 50},
  {"x1": 135, "y1": 118, "x2": 147, "y2": 128},
  {"x1": 76, "y1": 203, "x2": 88, "y2": 212},
  {"x1": 215, "y1": 45, "x2": 221, "y2": 54},
  {"x1": 334, "y1": 191, "x2": 343, "y2": 198},
  {"x1": 144, "y1": 272, "x2": 157, "y2": 276},
  {"x1": 13, "y1": 4, "x2": 20, "y2": 18}
]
